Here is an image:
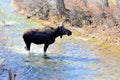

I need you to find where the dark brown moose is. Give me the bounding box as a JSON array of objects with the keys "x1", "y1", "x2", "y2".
[{"x1": 23, "y1": 23, "x2": 72, "y2": 58}]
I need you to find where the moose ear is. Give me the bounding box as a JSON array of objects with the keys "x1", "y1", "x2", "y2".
[
  {"x1": 57, "y1": 26, "x2": 60, "y2": 29},
  {"x1": 61, "y1": 25, "x2": 64, "y2": 28}
]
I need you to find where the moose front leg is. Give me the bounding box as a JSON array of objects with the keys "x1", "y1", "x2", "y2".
[{"x1": 43, "y1": 44, "x2": 50, "y2": 58}]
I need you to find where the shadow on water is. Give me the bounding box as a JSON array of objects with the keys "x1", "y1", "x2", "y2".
[{"x1": 51, "y1": 56, "x2": 99, "y2": 63}]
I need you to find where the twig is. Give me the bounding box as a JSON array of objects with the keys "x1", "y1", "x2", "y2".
[
  {"x1": 27, "y1": 0, "x2": 49, "y2": 19},
  {"x1": 8, "y1": 69, "x2": 12, "y2": 80}
]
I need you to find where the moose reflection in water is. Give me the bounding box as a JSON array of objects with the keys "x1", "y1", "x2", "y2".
[{"x1": 23, "y1": 23, "x2": 72, "y2": 58}]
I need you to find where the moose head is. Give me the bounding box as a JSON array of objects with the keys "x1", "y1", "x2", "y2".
[{"x1": 56, "y1": 22, "x2": 72, "y2": 38}]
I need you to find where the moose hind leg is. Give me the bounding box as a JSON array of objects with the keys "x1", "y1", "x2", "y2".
[
  {"x1": 25, "y1": 42, "x2": 32, "y2": 57},
  {"x1": 26, "y1": 42, "x2": 31, "y2": 51},
  {"x1": 44, "y1": 44, "x2": 49, "y2": 57},
  {"x1": 23, "y1": 38, "x2": 31, "y2": 51},
  {"x1": 23, "y1": 40, "x2": 31, "y2": 51}
]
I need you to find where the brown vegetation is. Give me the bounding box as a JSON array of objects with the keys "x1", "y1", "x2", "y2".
[{"x1": 12, "y1": 0, "x2": 120, "y2": 45}]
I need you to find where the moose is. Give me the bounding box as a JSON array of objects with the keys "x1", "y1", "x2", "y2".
[{"x1": 23, "y1": 23, "x2": 72, "y2": 58}]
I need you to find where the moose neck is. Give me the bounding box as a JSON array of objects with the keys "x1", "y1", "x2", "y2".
[{"x1": 53, "y1": 28, "x2": 62, "y2": 38}]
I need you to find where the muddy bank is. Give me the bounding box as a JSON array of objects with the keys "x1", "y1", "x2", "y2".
[
  {"x1": 71, "y1": 25, "x2": 120, "y2": 46},
  {"x1": 19, "y1": 17, "x2": 120, "y2": 46}
]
